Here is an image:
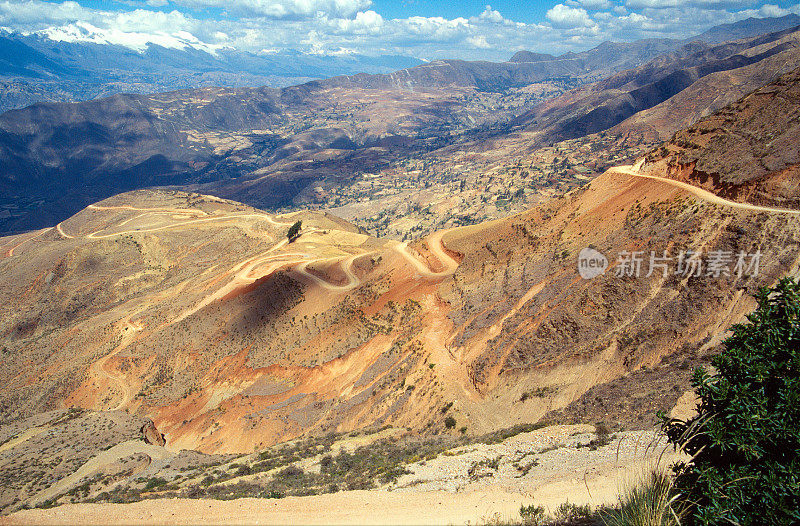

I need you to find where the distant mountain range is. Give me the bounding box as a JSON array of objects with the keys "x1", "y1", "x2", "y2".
[
  {"x1": 509, "y1": 23, "x2": 800, "y2": 146},
  {"x1": 0, "y1": 14, "x2": 798, "y2": 115},
  {"x1": 693, "y1": 13, "x2": 800, "y2": 42},
  {"x1": 0, "y1": 32, "x2": 423, "y2": 114},
  {"x1": 0, "y1": 16, "x2": 798, "y2": 235}
]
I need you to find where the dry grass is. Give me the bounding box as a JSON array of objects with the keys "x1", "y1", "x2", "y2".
[{"x1": 600, "y1": 468, "x2": 684, "y2": 526}]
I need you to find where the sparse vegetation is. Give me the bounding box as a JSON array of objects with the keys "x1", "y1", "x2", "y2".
[
  {"x1": 468, "y1": 456, "x2": 501, "y2": 480},
  {"x1": 577, "y1": 422, "x2": 614, "y2": 451},
  {"x1": 512, "y1": 455, "x2": 539, "y2": 478},
  {"x1": 519, "y1": 504, "x2": 547, "y2": 526},
  {"x1": 477, "y1": 422, "x2": 550, "y2": 445},
  {"x1": 553, "y1": 501, "x2": 593, "y2": 523},
  {"x1": 600, "y1": 469, "x2": 682, "y2": 526},
  {"x1": 143, "y1": 477, "x2": 167, "y2": 491},
  {"x1": 520, "y1": 386, "x2": 557, "y2": 402}
]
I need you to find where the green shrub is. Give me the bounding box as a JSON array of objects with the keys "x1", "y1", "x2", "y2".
[
  {"x1": 287, "y1": 221, "x2": 302, "y2": 241},
  {"x1": 143, "y1": 477, "x2": 167, "y2": 491},
  {"x1": 444, "y1": 416, "x2": 456, "y2": 429},
  {"x1": 519, "y1": 504, "x2": 547, "y2": 526},
  {"x1": 662, "y1": 278, "x2": 800, "y2": 525},
  {"x1": 553, "y1": 501, "x2": 592, "y2": 522}
]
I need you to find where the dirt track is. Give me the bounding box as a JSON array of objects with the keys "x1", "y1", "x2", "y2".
[
  {"x1": 90, "y1": 321, "x2": 143, "y2": 411},
  {"x1": 608, "y1": 165, "x2": 800, "y2": 215},
  {"x1": 4, "y1": 489, "x2": 530, "y2": 525},
  {"x1": 392, "y1": 228, "x2": 459, "y2": 279},
  {"x1": 4, "y1": 228, "x2": 52, "y2": 257}
]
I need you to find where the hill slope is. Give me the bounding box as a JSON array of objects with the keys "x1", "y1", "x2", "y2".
[
  {"x1": 3, "y1": 72, "x2": 800, "y2": 450},
  {"x1": 510, "y1": 25, "x2": 800, "y2": 146},
  {"x1": 1, "y1": 64, "x2": 800, "y2": 514},
  {"x1": 2, "y1": 25, "x2": 798, "y2": 237},
  {"x1": 640, "y1": 66, "x2": 800, "y2": 210}
]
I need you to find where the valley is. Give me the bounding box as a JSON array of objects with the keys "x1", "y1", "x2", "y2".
[
  {"x1": 0, "y1": 11, "x2": 799, "y2": 525},
  {"x1": 2, "y1": 23, "x2": 799, "y2": 239}
]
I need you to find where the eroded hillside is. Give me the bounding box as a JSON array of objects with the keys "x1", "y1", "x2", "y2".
[
  {"x1": 2, "y1": 152, "x2": 799, "y2": 459},
  {"x1": 641, "y1": 66, "x2": 800, "y2": 209},
  {"x1": 2, "y1": 60, "x2": 800, "y2": 519}
]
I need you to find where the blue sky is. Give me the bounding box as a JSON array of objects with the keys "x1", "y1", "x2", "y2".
[
  {"x1": 1, "y1": 0, "x2": 798, "y2": 60},
  {"x1": 371, "y1": 1, "x2": 557, "y2": 23}
]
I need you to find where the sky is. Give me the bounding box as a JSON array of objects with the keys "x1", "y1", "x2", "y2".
[{"x1": 0, "y1": 0, "x2": 798, "y2": 61}]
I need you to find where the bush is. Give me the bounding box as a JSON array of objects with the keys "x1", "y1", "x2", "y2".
[
  {"x1": 143, "y1": 477, "x2": 167, "y2": 491},
  {"x1": 287, "y1": 221, "x2": 302, "y2": 241},
  {"x1": 577, "y1": 422, "x2": 614, "y2": 451},
  {"x1": 553, "y1": 501, "x2": 592, "y2": 523},
  {"x1": 444, "y1": 416, "x2": 456, "y2": 429},
  {"x1": 662, "y1": 278, "x2": 800, "y2": 525},
  {"x1": 519, "y1": 504, "x2": 547, "y2": 526}
]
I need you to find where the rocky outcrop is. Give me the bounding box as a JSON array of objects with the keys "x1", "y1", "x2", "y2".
[{"x1": 140, "y1": 420, "x2": 166, "y2": 447}]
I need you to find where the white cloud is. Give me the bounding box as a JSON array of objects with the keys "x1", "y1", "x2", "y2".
[
  {"x1": 466, "y1": 34, "x2": 490, "y2": 48},
  {"x1": 546, "y1": 4, "x2": 597, "y2": 28},
  {"x1": 577, "y1": 0, "x2": 613, "y2": 10},
  {"x1": 328, "y1": 9, "x2": 384, "y2": 34},
  {"x1": 756, "y1": 3, "x2": 790, "y2": 17},
  {"x1": 397, "y1": 15, "x2": 471, "y2": 41},
  {"x1": 476, "y1": 5, "x2": 503, "y2": 23},
  {"x1": 625, "y1": 0, "x2": 753, "y2": 9},
  {"x1": 173, "y1": 0, "x2": 372, "y2": 19},
  {"x1": 0, "y1": 0, "x2": 796, "y2": 63},
  {"x1": 0, "y1": 0, "x2": 91, "y2": 25}
]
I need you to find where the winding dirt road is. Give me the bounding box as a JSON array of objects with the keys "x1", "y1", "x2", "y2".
[
  {"x1": 393, "y1": 228, "x2": 459, "y2": 279},
  {"x1": 91, "y1": 321, "x2": 143, "y2": 411},
  {"x1": 171, "y1": 250, "x2": 307, "y2": 325},
  {"x1": 293, "y1": 252, "x2": 373, "y2": 292},
  {"x1": 54, "y1": 223, "x2": 73, "y2": 239},
  {"x1": 609, "y1": 164, "x2": 800, "y2": 215},
  {"x1": 52, "y1": 202, "x2": 296, "y2": 242},
  {"x1": 4, "y1": 228, "x2": 52, "y2": 257},
  {"x1": 85, "y1": 212, "x2": 287, "y2": 240}
]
